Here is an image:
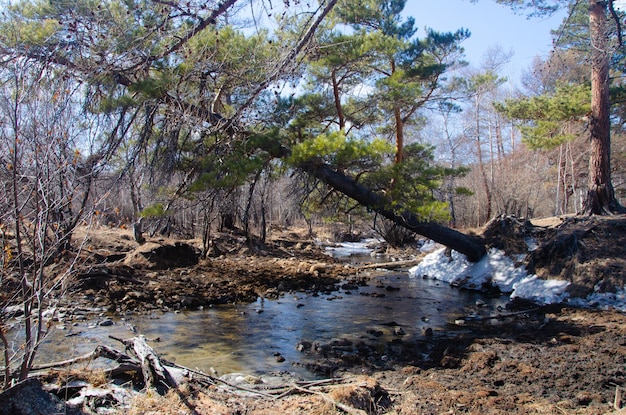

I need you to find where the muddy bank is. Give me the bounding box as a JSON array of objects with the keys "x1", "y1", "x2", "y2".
[{"x1": 73, "y1": 255, "x2": 358, "y2": 313}]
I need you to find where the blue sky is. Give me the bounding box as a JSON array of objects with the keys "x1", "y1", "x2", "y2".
[{"x1": 403, "y1": 0, "x2": 568, "y2": 82}]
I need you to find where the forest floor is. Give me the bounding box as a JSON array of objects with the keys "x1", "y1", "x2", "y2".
[{"x1": 3, "y1": 215, "x2": 626, "y2": 414}]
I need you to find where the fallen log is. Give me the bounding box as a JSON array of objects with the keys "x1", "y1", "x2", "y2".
[{"x1": 357, "y1": 258, "x2": 423, "y2": 270}]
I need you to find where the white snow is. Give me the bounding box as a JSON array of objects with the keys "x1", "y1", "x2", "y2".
[
  {"x1": 418, "y1": 239, "x2": 439, "y2": 253},
  {"x1": 510, "y1": 275, "x2": 570, "y2": 304},
  {"x1": 409, "y1": 247, "x2": 529, "y2": 293},
  {"x1": 324, "y1": 239, "x2": 378, "y2": 258},
  {"x1": 410, "y1": 246, "x2": 626, "y2": 310}
]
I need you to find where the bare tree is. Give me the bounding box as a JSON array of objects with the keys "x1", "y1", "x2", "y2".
[{"x1": 0, "y1": 58, "x2": 91, "y2": 383}]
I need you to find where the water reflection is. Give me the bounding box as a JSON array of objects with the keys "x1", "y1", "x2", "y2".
[{"x1": 32, "y1": 269, "x2": 508, "y2": 378}]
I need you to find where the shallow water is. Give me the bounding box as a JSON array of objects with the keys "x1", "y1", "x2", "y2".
[{"x1": 26, "y1": 268, "x2": 508, "y2": 378}]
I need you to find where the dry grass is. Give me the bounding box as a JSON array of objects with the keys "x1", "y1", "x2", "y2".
[
  {"x1": 42, "y1": 367, "x2": 109, "y2": 388},
  {"x1": 125, "y1": 388, "x2": 196, "y2": 415}
]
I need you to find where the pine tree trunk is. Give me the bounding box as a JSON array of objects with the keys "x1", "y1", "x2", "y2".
[
  {"x1": 585, "y1": 0, "x2": 622, "y2": 214},
  {"x1": 300, "y1": 161, "x2": 487, "y2": 262}
]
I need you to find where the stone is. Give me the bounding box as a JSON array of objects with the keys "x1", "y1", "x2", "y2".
[
  {"x1": 393, "y1": 327, "x2": 406, "y2": 336},
  {"x1": 296, "y1": 340, "x2": 312, "y2": 352},
  {"x1": 0, "y1": 378, "x2": 82, "y2": 415}
]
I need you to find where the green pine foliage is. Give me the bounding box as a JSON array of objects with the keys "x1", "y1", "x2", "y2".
[
  {"x1": 140, "y1": 203, "x2": 166, "y2": 218},
  {"x1": 363, "y1": 143, "x2": 454, "y2": 222},
  {"x1": 496, "y1": 83, "x2": 591, "y2": 149},
  {"x1": 287, "y1": 130, "x2": 392, "y2": 171}
]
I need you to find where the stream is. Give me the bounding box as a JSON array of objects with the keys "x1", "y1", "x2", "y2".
[{"x1": 27, "y1": 267, "x2": 508, "y2": 379}]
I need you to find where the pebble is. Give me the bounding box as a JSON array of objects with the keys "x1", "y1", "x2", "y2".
[
  {"x1": 296, "y1": 341, "x2": 312, "y2": 352},
  {"x1": 394, "y1": 327, "x2": 406, "y2": 336}
]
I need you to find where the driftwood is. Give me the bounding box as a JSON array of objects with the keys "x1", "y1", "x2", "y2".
[
  {"x1": 29, "y1": 345, "x2": 131, "y2": 372},
  {"x1": 110, "y1": 335, "x2": 178, "y2": 392},
  {"x1": 357, "y1": 258, "x2": 422, "y2": 270},
  {"x1": 30, "y1": 337, "x2": 178, "y2": 394}
]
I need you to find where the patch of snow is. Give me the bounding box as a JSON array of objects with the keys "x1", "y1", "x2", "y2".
[
  {"x1": 418, "y1": 239, "x2": 440, "y2": 253},
  {"x1": 409, "y1": 247, "x2": 569, "y2": 305},
  {"x1": 569, "y1": 289, "x2": 626, "y2": 312},
  {"x1": 411, "y1": 245, "x2": 626, "y2": 309},
  {"x1": 510, "y1": 275, "x2": 570, "y2": 304},
  {"x1": 324, "y1": 239, "x2": 378, "y2": 258}
]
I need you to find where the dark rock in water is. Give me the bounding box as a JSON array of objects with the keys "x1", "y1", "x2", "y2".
[
  {"x1": 506, "y1": 297, "x2": 540, "y2": 311},
  {"x1": 180, "y1": 296, "x2": 198, "y2": 307},
  {"x1": 330, "y1": 338, "x2": 353, "y2": 347},
  {"x1": 296, "y1": 340, "x2": 313, "y2": 352},
  {"x1": 385, "y1": 286, "x2": 400, "y2": 292},
  {"x1": 423, "y1": 327, "x2": 433, "y2": 336},
  {"x1": 393, "y1": 327, "x2": 406, "y2": 336},
  {"x1": 481, "y1": 281, "x2": 502, "y2": 297},
  {"x1": 275, "y1": 354, "x2": 286, "y2": 363},
  {"x1": 367, "y1": 329, "x2": 384, "y2": 337},
  {"x1": 0, "y1": 378, "x2": 83, "y2": 415}
]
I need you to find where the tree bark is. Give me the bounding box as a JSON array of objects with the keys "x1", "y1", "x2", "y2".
[
  {"x1": 475, "y1": 96, "x2": 492, "y2": 223},
  {"x1": 585, "y1": 0, "x2": 623, "y2": 214},
  {"x1": 300, "y1": 161, "x2": 487, "y2": 261}
]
